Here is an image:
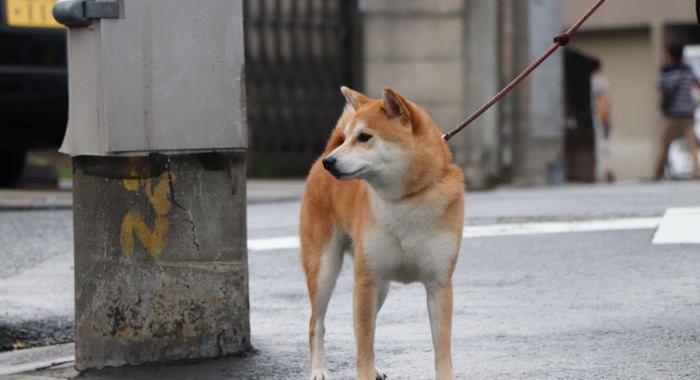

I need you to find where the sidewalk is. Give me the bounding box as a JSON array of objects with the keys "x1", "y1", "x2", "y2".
[
  {"x1": 0, "y1": 190, "x2": 73, "y2": 211},
  {"x1": 0, "y1": 180, "x2": 307, "y2": 211}
]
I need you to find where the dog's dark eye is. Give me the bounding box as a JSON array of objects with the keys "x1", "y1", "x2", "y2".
[{"x1": 357, "y1": 132, "x2": 373, "y2": 143}]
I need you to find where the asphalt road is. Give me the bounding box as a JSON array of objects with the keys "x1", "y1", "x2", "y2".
[{"x1": 1, "y1": 181, "x2": 700, "y2": 379}]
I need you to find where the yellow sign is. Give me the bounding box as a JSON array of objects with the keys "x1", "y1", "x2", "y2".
[{"x1": 5, "y1": 0, "x2": 63, "y2": 29}]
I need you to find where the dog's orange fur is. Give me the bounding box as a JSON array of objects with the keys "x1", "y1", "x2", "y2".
[{"x1": 300, "y1": 87, "x2": 464, "y2": 380}]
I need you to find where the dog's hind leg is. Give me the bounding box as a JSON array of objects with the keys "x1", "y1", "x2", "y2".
[{"x1": 301, "y1": 229, "x2": 346, "y2": 380}]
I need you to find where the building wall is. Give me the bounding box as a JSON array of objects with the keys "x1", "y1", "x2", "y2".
[
  {"x1": 363, "y1": 0, "x2": 466, "y2": 135},
  {"x1": 563, "y1": 0, "x2": 695, "y2": 30},
  {"x1": 363, "y1": 0, "x2": 500, "y2": 186},
  {"x1": 567, "y1": 29, "x2": 657, "y2": 180}
]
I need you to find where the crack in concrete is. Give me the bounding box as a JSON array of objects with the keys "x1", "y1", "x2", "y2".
[
  {"x1": 164, "y1": 169, "x2": 199, "y2": 253},
  {"x1": 187, "y1": 210, "x2": 201, "y2": 253}
]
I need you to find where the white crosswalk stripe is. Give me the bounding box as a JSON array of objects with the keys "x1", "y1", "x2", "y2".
[
  {"x1": 652, "y1": 207, "x2": 700, "y2": 244},
  {"x1": 248, "y1": 216, "x2": 670, "y2": 252}
]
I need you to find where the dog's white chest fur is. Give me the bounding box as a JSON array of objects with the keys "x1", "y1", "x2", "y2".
[{"x1": 363, "y1": 189, "x2": 458, "y2": 285}]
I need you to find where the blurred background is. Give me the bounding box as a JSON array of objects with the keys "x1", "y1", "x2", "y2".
[{"x1": 2, "y1": 0, "x2": 700, "y2": 189}]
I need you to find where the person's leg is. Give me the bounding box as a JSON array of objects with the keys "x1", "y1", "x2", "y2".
[
  {"x1": 655, "y1": 118, "x2": 682, "y2": 180},
  {"x1": 682, "y1": 118, "x2": 700, "y2": 178}
]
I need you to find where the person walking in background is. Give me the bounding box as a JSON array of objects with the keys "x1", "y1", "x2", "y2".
[
  {"x1": 591, "y1": 61, "x2": 614, "y2": 182},
  {"x1": 655, "y1": 44, "x2": 700, "y2": 180}
]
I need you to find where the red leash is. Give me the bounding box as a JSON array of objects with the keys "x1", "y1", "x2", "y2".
[{"x1": 443, "y1": 0, "x2": 608, "y2": 142}]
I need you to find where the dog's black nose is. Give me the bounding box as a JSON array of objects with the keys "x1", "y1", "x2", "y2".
[{"x1": 322, "y1": 156, "x2": 336, "y2": 171}]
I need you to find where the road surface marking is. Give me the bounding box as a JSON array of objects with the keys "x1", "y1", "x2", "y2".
[
  {"x1": 248, "y1": 216, "x2": 662, "y2": 252},
  {"x1": 462, "y1": 217, "x2": 661, "y2": 238},
  {"x1": 248, "y1": 236, "x2": 302, "y2": 251},
  {"x1": 652, "y1": 207, "x2": 700, "y2": 244}
]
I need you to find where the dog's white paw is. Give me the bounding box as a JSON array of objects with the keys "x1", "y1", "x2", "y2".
[
  {"x1": 375, "y1": 367, "x2": 387, "y2": 380},
  {"x1": 310, "y1": 368, "x2": 330, "y2": 380}
]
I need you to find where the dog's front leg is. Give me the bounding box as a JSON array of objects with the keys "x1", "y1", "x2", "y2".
[
  {"x1": 353, "y1": 274, "x2": 376, "y2": 380},
  {"x1": 426, "y1": 281, "x2": 455, "y2": 380},
  {"x1": 353, "y1": 256, "x2": 389, "y2": 380}
]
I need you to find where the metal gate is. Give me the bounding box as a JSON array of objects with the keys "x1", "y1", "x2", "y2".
[{"x1": 244, "y1": 0, "x2": 362, "y2": 177}]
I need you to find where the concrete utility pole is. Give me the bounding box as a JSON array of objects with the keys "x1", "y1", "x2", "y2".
[
  {"x1": 54, "y1": 0, "x2": 249, "y2": 370},
  {"x1": 506, "y1": 0, "x2": 565, "y2": 186},
  {"x1": 460, "y1": 0, "x2": 502, "y2": 188}
]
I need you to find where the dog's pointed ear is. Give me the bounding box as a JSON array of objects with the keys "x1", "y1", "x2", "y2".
[
  {"x1": 341, "y1": 86, "x2": 370, "y2": 111},
  {"x1": 381, "y1": 87, "x2": 411, "y2": 122}
]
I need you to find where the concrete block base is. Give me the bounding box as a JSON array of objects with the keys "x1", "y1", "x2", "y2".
[{"x1": 72, "y1": 151, "x2": 249, "y2": 370}]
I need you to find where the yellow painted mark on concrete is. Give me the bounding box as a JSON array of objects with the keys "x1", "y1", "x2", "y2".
[
  {"x1": 120, "y1": 212, "x2": 170, "y2": 259},
  {"x1": 120, "y1": 158, "x2": 176, "y2": 260}
]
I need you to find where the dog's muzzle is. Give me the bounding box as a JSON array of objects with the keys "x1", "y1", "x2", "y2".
[{"x1": 322, "y1": 156, "x2": 342, "y2": 179}]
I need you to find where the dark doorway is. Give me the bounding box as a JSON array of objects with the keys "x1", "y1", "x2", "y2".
[{"x1": 564, "y1": 49, "x2": 599, "y2": 182}]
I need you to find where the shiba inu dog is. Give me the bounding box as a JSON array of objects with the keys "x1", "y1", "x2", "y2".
[{"x1": 299, "y1": 86, "x2": 465, "y2": 380}]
